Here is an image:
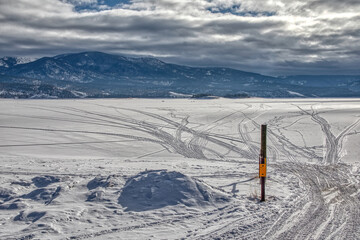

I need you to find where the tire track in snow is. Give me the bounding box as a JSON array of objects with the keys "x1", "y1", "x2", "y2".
[
  {"x1": 64, "y1": 203, "x2": 246, "y2": 240},
  {"x1": 295, "y1": 105, "x2": 360, "y2": 164},
  {"x1": 201, "y1": 105, "x2": 360, "y2": 240},
  {"x1": 264, "y1": 163, "x2": 360, "y2": 240},
  {"x1": 261, "y1": 105, "x2": 360, "y2": 240}
]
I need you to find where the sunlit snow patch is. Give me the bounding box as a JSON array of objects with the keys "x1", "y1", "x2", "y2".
[
  {"x1": 118, "y1": 170, "x2": 230, "y2": 211},
  {"x1": 169, "y1": 91, "x2": 192, "y2": 98},
  {"x1": 287, "y1": 90, "x2": 305, "y2": 97}
]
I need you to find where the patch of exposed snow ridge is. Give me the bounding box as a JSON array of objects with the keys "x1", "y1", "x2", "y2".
[{"x1": 15, "y1": 57, "x2": 35, "y2": 64}]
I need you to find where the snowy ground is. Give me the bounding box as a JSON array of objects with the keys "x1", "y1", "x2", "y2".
[{"x1": 0, "y1": 98, "x2": 359, "y2": 240}]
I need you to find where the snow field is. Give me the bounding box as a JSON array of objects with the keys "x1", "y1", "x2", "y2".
[{"x1": 0, "y1": 98, "x2": 359, "y2": 239}]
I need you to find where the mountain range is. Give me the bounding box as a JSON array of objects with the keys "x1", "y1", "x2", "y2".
[{"x1": 0, "y1": 52, "x2": 359, "y2": 98}]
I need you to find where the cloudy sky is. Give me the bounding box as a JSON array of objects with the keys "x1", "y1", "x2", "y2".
[{"x1": 0, "y1": 0, "x2": 359, "y2": 76}]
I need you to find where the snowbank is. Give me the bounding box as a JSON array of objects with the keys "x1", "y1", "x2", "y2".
[{"x1": 118, "y1": 170, "x2": 230, "y2": 211}]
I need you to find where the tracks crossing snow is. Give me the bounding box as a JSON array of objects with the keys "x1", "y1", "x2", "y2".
[{"x1": 1, "y1": 99, "x2": 360, "y2": 239}]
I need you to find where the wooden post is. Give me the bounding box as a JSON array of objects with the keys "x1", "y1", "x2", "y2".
[{"x1": 259, "y1": 124, "x2": 267, "y2": 202}]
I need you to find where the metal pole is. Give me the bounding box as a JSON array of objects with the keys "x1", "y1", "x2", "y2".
[{"x1": 259, "y1": 124, "x2": 267, "y2": 202}]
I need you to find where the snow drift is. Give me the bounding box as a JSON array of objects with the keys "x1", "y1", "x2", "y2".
[{"x1": 118, "y1": 170, "x2": 230, "y2": 211}]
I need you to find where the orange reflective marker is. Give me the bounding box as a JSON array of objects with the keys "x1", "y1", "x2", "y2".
[
  {"x1": 259, "y1": 163, "x2": 266, "y2": 177},
  {"x1": 259, "y1": 157, "x2": 267, "y2": 177}
]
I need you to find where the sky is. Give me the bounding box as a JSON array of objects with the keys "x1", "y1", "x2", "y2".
[{"x1": 0, "y1": 0, "x2": 360, "y2": 76}]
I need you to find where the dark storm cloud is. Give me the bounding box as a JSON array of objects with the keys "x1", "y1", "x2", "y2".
[{"x1": 0, "y1": 0, "x2": 360, "y2": 75}]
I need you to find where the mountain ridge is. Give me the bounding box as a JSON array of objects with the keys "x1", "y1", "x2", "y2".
[{"x1": 0, "y1": 52, "x2": 359, "y2": 98}]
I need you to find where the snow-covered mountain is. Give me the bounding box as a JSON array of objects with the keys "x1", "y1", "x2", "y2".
[
  {"x1": 0, "y1": 56, "x2": 35, "y2": 68},
  {"x1": 0, "y1": 52, "x2": 359, "y2": 98}
]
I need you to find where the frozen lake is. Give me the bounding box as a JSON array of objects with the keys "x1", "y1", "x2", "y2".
[{"x1": 1, "y1": 98, "x2": 359, "y2": 239}]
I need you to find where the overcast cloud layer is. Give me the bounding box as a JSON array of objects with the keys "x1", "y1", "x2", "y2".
[{"x1": 0, "y1": 0, "x2": 360, "y2": 75}]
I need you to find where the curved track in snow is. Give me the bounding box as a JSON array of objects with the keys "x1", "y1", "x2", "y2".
[{"x1": 202, "y1": 103, "x2": 360, "y2": 240}]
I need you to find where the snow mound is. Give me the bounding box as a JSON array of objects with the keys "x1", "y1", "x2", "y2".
[
  {"x1": 0, "y1": 199, "x2": 27, "y2": 210},
  {"x1": 32, "y1": 175, "x2": 60, "y2": 187},
  {"x1": 118, "y1": 170, "x2": 230, "y2": 212},
  {"x1": 87, "y1": 175, "x2": 120, "y2": 190},
  {"x1": 22, "y1": 187, "x2": 61, "y2": 205},
  {"x1": 14, "y1": 211, "x2": 46, "y2": 223},
  {"x1": 87, "y1": 190, "x2": 106, "y2": 202},
  {"x1": 0, "y1": 188, "x2": 15, "y2": 200}
]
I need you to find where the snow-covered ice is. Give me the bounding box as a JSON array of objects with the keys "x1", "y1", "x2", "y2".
[{"x1": 0, "y1": 98, "x2": 359, "y2": 239}]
